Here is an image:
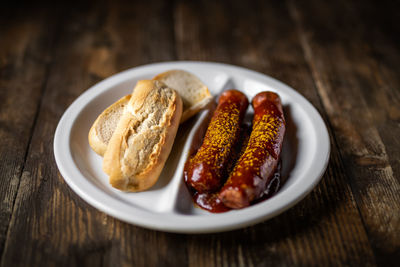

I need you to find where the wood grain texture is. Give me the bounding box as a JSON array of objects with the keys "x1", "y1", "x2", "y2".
[
  {"x1": 357, "y1": 0, "x2": 400, "y2": 185},
  {"x1": 0, "y1": 4, "x2": 58, "y2": 255},
  {"x1": 287, "y1": 0, "x2": 400, "y2": 265},
  {"x1": 1, "y1": 1, "x2": 180, "y2": 266},
  {"x1": 175, "y1": 0, "x2": 376, "y2": 266},
  {"x1": 0, "y1": 0, "x2": 399, "y2": 266}
]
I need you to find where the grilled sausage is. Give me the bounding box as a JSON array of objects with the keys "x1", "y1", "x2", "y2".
[
  {"x1": 184, "y1": 90, "x2": 249, "y2": 193},
  {"x1": 219, "y1": 91, "x2": 285, "y2": 208}
]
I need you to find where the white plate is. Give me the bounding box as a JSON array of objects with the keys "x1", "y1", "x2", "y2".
[{"x1": 54, "y1": 61, "x2": 330, "y2": 233}]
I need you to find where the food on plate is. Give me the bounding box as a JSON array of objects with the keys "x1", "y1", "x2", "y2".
[
  {"x1": 102, "y1": 80, "x2": 182, "y2": 192},
  {"x1": 88, "y1": 95, "x2": 131, "y2": 156},
  {"x1": 88, "y1": 70, "x2": 211, "y2": 156},
  {"x1": 184, "y1": 90, "x2": 249, "y2": 193},
  {"x1": 87, "y1": 67, "x2": 285, "y2": 206},
  {"x1": 190, "y1": 123, "x2": 252, "y2": 213},
  {"x1": 184, "y1": 90, "x2": 285, "y2": 212},
  {"x1": 154, "y1": 70, "x2": 212, "y2": 122},
  {"x1": 219, "y1": 91, "x2": 286, "y2": 208}
]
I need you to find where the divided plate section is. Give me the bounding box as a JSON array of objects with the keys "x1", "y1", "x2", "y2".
[
  {"x1": 68, "y1": 68, "x2": 308, "y2": 214},
  {"x1": 69, "y1": 70, "x2": 236, "y2": 214},
  {"x1": 55, "y1": 62, "x2": 330, "y2": 232}
]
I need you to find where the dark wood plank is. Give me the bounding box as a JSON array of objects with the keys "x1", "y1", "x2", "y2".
[
  {"x1": 287, "y1": 0, "x2": 400, "y2": 265},
  {"x1": 0, "y1": 3, "x2": 58, "y2": 255},
  {"x1": 356, "y1": 0, "x2": 400, "y2": 185},
  {"x1": 1, "y1": 1, "x2": 183, "y2": 267},
  {"x1": 1, "y1": 0, "x2": 398, "y2": 266},
  {"x1": 174, "y1": 0, "x2": 376, "y2": 266}
]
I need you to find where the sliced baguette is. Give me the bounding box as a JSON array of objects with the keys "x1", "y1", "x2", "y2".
[
  {"x1": 102, "y1": 80, "x2": 182, "y2": 192},
  {"x1": 88, "y1": 70, "x2": 211, "y2": 156},
  {"x1": 88, "y1": 95, "x2": 131, "y2": 156},
  {"x1": 153, "y1": 69, "x2": 212, "y2": 122}
]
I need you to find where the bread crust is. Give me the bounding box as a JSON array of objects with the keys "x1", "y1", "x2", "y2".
[
  {"x1": 153, "y1": 70, "x2": 212, "y2": 122},
  {"x1": 102, "y1": 80, "x2": 183, "y2": 192},
  {"x1": 88, "y1": 70, "x2": 211, "y2": 156},
  {"x1": 88, "y1": 95, "x2": 131, "y2": 156}
]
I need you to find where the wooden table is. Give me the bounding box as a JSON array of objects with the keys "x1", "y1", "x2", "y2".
[{"x1": 1, "y1": 0, "x2": 399, "y2": 266}]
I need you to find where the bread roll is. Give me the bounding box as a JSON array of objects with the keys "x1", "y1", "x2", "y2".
[
  {"x1": 102, "y1": 80, "x2": 182, "y2": 192},
  {"x1": 88, "y1": 70, "x2": 211, "y2": 156},
  {"x1": 153, "y1": 69, "x2": 212, "y2": 122},
  {"x1": 88, "y1": 95, "x2": 131, "y2": 156}
]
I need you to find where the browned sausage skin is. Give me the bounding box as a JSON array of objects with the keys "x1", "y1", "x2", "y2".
[
  {"x1": 219, "y1": 91, "x2": 285, "y2": 208},
  {"x1": 184, "y1": 90, "x2": 249, "y2": 193}
]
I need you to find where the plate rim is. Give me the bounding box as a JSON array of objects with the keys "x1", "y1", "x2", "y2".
[{"x1": 53, "y1": 61, "x2": 330, "y2": 233}]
